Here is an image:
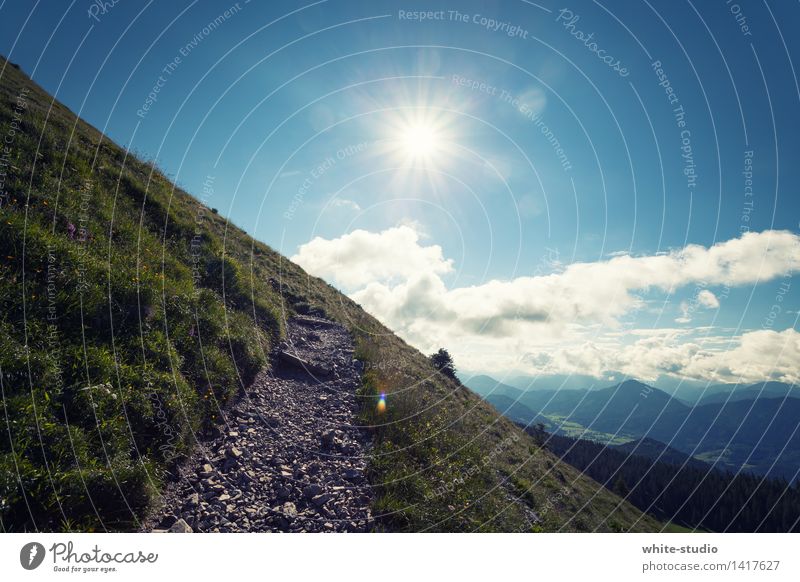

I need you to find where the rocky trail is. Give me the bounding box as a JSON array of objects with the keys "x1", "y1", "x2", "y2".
[{"x1": 147, "y1": 316, "x2": 374, "y2": 533}]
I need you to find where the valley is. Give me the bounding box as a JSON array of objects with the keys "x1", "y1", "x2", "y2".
[{"x1": 470, "y1": 375, "x2": 800, "y2": 482}]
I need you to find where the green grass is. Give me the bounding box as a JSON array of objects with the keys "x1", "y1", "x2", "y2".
[
  {"x1": 351, "y1": 336, "x2": 662, "y2": 532},
  {"x1": 0, "y1": 58, "x2": 276, "y2": 531},
  {"x1": 543, "y1": 415, "x2": 634, "y2": 446},
  {"x1": 0, "y1": 56, "x2": 662, "y2": 532}
]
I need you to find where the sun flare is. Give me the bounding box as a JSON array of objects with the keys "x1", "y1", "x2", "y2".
[
  {"x1": 399, "y1": 123, "x2": 441, "y2": 159},
  {"x1": 380, "y1": 106, "x2": 458, "y2": 178}
]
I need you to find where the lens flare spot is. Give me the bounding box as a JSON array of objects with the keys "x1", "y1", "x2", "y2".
[{"x1": 377, "y1": 392, "x2": 387, "y2": 414}]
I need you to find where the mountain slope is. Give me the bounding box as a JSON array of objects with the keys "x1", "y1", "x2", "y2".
[
  {"x1": 477, "y1": 373, "x2": 800, "y2": 481},
  {"x1": 462, "y1": 374, "x2": 524, "y2": 400},
  {"x1": 538, "y1": 429, "x2": 800, "y2": 532},
  {"x1": 526, "y1": 380, "x2": 690, "y2": 434},
  {"x1": 0, "y1": 56, "x2": 659, "y2": 532},
  {"x1": 652, "y1": 398, "x2": 800, "y2": 481},
  {"x1": 612, "y1": 438, "x2": 710, "y2": 470},
  {"x1": 484, "y1": 394, "x2": 544, "y2": 426},
  {"x1": 695, "y1": 382, "x2": 799, "y2": 406},
  {"x1": 477, "y1": 379, "x2": 690, "y2": 437}
]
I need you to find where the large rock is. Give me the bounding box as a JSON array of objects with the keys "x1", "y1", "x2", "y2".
[
  {"x1": 343, "y1": 468, "x2": 363, "y2": 482},
  {"x1": 311, "y1": 493, "x2": 333, "y2": 507},
  {"x1": 293, "y1": 315, "x2": 337, "y2": 329},
  {"x1": 303, "y1": 484, "x2": 323, "y2": 499},
  {"x1": 169, "y1": 518, "x2": 193, "y2": 533},
  {"x1": 320, "y1": 430, "x2": 335, "y2": 447},
  {"x1": 279, "y1": 350, "x2": 331, "y2": 376},
  {"x1": 281, "y1": 502, "x2": 298, "y2": 519}
]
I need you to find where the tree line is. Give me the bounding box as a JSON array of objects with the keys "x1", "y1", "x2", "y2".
[{"x1": 525, "y1": 426, "x2": 800, "y2": 532}]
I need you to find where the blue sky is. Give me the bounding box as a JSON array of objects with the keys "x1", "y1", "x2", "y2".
[{"x1": 2, "y1": 0, "x2": 798, "y2": 388}]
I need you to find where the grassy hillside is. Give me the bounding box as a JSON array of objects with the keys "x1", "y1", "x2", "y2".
[{"x1": 0, "y1": 56, "x2": 660, "y2": 532}]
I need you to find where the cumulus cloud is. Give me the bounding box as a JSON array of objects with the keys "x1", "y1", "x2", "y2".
[
  {"x1": 522, "y1": 328, "x2": 800, "y2": 384},
  {"x1": 682, "y1": 328, "x2": 800, "y2": 383},
  {"x1": 697, "y1": 289, "x2": 720, "y2": 309},
  {"x1": 676, "y1": 289, "x2": 721, "y2": 323},
  {"x1": 291, "y1": 225, "x2": 453, "y2": 289},
  {"x1": 292, "y1": 225, "x2": 800, "y2": 382}
]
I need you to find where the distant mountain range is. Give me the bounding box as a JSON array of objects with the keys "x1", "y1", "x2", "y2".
[
  {"x1": 463, "y1": 373, "x2": 800, "y2": 406},
  {"x1": 467, "y1": 375, "x2": 800, "y2": 481},
  {"x1": 693, "y1": 381, "x2": 800, "y2": 406},
  {"x1": 464, "y1": 372, "x2": 609, "y2": 392}
]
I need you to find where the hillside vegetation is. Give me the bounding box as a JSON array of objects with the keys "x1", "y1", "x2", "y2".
[
  {"x1": 0, "y1": 56, "x2": 659, "y2": 532},
  {"x1": 538, "y1": 429, "x2": 800, "y2": 532}
]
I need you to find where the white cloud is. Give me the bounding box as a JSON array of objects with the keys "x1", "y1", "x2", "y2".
[
  {"x1": 279, "y1": 170, "x2": 302, "y2": 179},
  {"x1": 518, "y1": 328, "x2": 800, "y2": 384},
  {"x1": 675, "y1": 289, "x2": 721, "y2": 323},
  {"x1": 697, "y1": 289, "x2": 720, "y2": 309},
  {"x1": 291, "y1": 225, "x2": 453, "y2": 289},
  {"x1": 329, "y1": 198, "x2": 361, "y2": 211},
  {"x1": 292, "y1": 226, "x2": 800, "y2": 382},
  {"x1": 675, "y1": 302, "x2": 692, "y2": 324},
  {"x1": 680, "y1": 328, "x2": 800, "y2": 383}
]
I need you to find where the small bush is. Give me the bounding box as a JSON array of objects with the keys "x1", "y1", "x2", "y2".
[{"x1": 429, "y1": 348, "x2": 457, "y2": 380}]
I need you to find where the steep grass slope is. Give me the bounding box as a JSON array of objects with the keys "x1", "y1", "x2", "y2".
[{"x1": 0, "y1": 57, "x2": 659, "y2": 532}]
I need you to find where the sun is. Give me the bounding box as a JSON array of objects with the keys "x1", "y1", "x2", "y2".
[
  {"x1": 399, "y1": 123, "x2": 441, "y2": 160},
  {"x1": 379, "y1": 106, "x2": 457, "y2": 174}
]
